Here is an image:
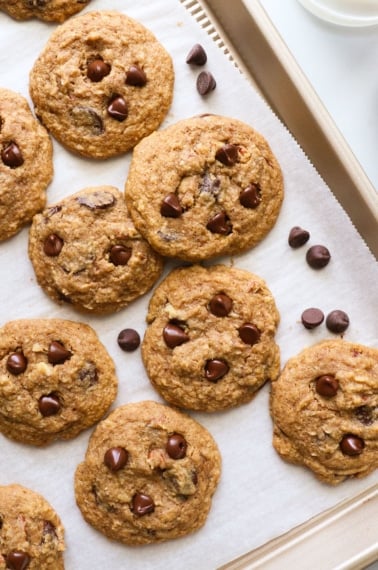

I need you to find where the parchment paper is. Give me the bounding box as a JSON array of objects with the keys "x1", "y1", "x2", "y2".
[{"x1": 0, "y1": 1, "x2": 377, "y2": 568}]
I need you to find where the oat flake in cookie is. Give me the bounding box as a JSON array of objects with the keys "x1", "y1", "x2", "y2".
[
  {"x1": 0, "y1": 484, "x2": 65, "y2": 569},
  {"x1": 28, "y1": 186, "x2": 163, "y2": 313},
  {"x1": 0, "y1": 88, "x2": 52, "y2": 241},
  {"x1": 125, "y1": 114, "x2": 284, "y2": 261},
  {"x1": 29, "y1": 10, "x2": 174, "y2": 158},
  {"x1": 142, "y1": 264, "x2": 280, "y2": 412},
  {"x1": 270, "y1": 339, "x2": 378, "y2": 484},
  {"x1": 0, "y1": 0, "x2": 91, "y2": 23},
  {"x1": 75, "y1": 401, "x2": 221, "y2": 545},
  {"x1": 0, "y1": 319, "x2": 117, "y2": 446}
]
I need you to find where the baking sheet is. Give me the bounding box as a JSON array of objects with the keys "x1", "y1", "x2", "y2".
[{"x1": 0, "y1": 1, "x2": 377, "y2": 569}]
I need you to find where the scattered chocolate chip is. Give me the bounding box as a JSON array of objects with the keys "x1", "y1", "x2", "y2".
[
  {"x1": 160, "y1": 193, "x2": 183, "y2": 218},
  {"x1": 117, "y1": 329, "x2": 140, "y2": 352},
  {"x1": 107, "y1": 95, "x2": 128, "y2": 121},
  {"x1": 6, "y1": 352, "x2": 27, "y2": 375},
  {"x1": 206, "y1": 211, "x2": 232, "y2": 235},
  {"x1": 199, "y1": 173, "x2": 220, "y2": 196},
  {"x1": 209, "y1": 293, "x2": 233, "y2": 317},
  {"x1": 288, "y1": 226, "x2": 310, "y2": 248},
  {"x1": 38, "y1": 394, "x2": 61, "y2": 417},
  {"x1": 77, "y1": 191, "x2": 115, "y2": 209},
  {"x1": 1, "y1": 142, "x2": 24, "y2": 168},
  {"x1": 306, "y1": 245, "x2": 331, "y2": 269},
  {"x1": 215, "y1": 143, "x2": 239, "y2": 166},
  {"x1": 186, "y1": 43, "x2": 207, "y2": 65},
  {"x1": 71, "y1": 106, "x2": 104, "y2": 135},
  {"x1": 131, "y1": 493, "x2": 155, "y2": 516},
  {"x1": 355, "y1": 406, "x2": 374, "y2": 425},
  {"x1": 238, "y1": 323, "x2": 261, "y2": 345},
  {"x1": 315, "y1": 374, "x2": 339, "y2": 397},
  {"x1": 339, "y1": 434, "x2": 365, "y2": 456},
  {"x1": 205, "y1": 359, "x2": 229, "y2": 382},
  {"x1": 87, "y1": 59, "x2": 111, "y2": 82},
  {"x1": 5, "y1": 551, "x2": 30, "y2": 570},
  {"x1": 126, "y1": 65, "x2": 147, "y2": 86},
  {"x1": 104, "y1": 447, "x2": 129, "y2": 471},
  {"x1": 78, "y1": 364, "x2": 98, "y2": 386},
  {"x1": 48, "y1": 341, "x2": 72, "y2": 365},
  {"x1": 301, "y1": 308, "x2": 324, "y2": 330},
  {"x1": 166, "y1": 433, "x2": 187, "y2": 459},
  {"x1": 109, "y1": 245, "x2": 132, "y2": 266},
  {"x1": 43, "y1": 234, "x2": 63, "y2": 257},
  {"x1": 163, "y1": 323, "x2": 189, "y2": 348},
  {"x1": 196, "y1": 70, "x2": 216, "y2": 95},
  {"x1": 326, "y1": 310, "x2": 350, "y2": 334},
  {"x1": 239, "y1": 183, "x2": 261, "y2": 208}
]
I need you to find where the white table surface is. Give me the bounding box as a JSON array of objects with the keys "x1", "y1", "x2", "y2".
[{"x1": 259, "y1": 0, "x2": 378, "y2": 192}]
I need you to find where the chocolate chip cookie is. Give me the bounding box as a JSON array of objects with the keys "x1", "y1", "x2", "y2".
[
  {"x1": 0, "y1": 318, "x2": 117, "y2": 446},
  {"x1": 74, "y1": 400, "x2": 221, "y2": 545},
  {"x1": 125, "y1": 114, "x2": 284, "y2": 261},
  {"x1": 0, "y1": 0, "x2": 90, "y2": 22},
  {"x1": 29, "y1": 10, "x2": 174, "y2": 158},
  {"x1": 28, "y1": 186, "x2": 163, "y2": 314},
  {"x1": 270, "y1": 339, "x2": 378, "y2": 484},
  {"x1": 0, "y1": 87, "x2": 53, "y2": 241},
  {"x1": 142, "y1": 264, "x2": 280, "y2": 412},
  {"x1": 0, "y1": 484, "x2": 65, "y2": 569}
]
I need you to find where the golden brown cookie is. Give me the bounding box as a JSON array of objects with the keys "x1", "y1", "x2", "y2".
[
  {"x1": 28, "y1": 186, "x2": 164, "y2": 314},
  {"x1": 0, "y1": 88, "x2": 53, "y2": 241},
  {"x1": 0, "y1": 318, "x2": 117, "y2": 446},
  {"x1": 270, "y1": 339, "x2": 378, "y2": 484},
  {"x1": 142, "y1": 264, "x2": 280, "y2": 412},
  {"x1": 75, "y1": 401, "x2": 221, "y2": 545},
  {"x1": 125, "y1": 114, "x2": 284, "y2": 261},
  {"x1": 29, "y1": 10, "x2": 174, "y2": 158},
  {"x1": 0, "y1": 484, "x2": 65, "y2": 569},
  {"x1": 0, "y1": 0, "x2": 90, "y2": 22}
]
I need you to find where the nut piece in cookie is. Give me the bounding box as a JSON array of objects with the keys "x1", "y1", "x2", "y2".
[
  {"x1": 270, "y1": 339, "x2": 378, "y2": 484},
  {"x1": 28, "y1": 186, "x2": 164, "y2": 314},
  {"x1": 29, "y1": 10, "x2": 174, "y2": 158},
  {"x1": 0, "y1": 319, "x2": 117, "y2": 445},
  {"x1": 0, "y1": 0, "x2": 91, "y2": 22},
  {"x1": 74, "y1": 400, "x2": 221, "y2": 545},
  {"x1": 142, "y1": 264, "x2": 280, "y2": 412}
]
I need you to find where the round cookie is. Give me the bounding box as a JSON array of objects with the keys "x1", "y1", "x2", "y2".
[
  {"x1": 125, "y1": 114, "x2": 284, "y2": 261},
  {"x1": 74, "y1": 400, "x2": 221, "y2": 545},
  {"x1": 142, "y1": 264, "x2": 280, "y2": 412},
  {"x1": 0, "y1": 484, "x2": 65, "y2": 569},
  {"x1": 29, "y1": 10, "x2": 174, "y2": 158},
  {"x1": 0, "y1": 88, "x2": 53, "y2": 241},
  {"x1": 270, "y1": 339, "x2": 378, "y2": 485},
  {"x1": 0, "y1": 0, "x2": 91, "y2": 22},
  {"x1": 0, "y1": 318, "x2": 117, "y2": 446},
  {"x1": 28, "y1": 186, "x2": 164, "y2": 314}
]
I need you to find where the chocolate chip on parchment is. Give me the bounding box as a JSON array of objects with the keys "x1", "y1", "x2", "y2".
[
  {"x1": 326, "y1": 310, "x2": 350, "y2": 334},
  {"x1": 301, "y1": 308, "x2": 324, "y2": 329},
  {"x1": 288, "y1": 226, "x2": 310, "y2": 248},
  {"x1": 306, "y1": 245, "x2": 331, "y2": 269},
  {"x1": 186, "y1": 43, "x2": 207, "y2": 65},
  {"x1": 196, "y1": 70, "x2": 216, "y2": 95},
  {"x1": 117, "y1": 329, "x2": 140, "y2": 352}
]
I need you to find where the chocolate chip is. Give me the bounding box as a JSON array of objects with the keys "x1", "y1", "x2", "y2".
[
  {"x1": 355, "y1": 406, "x2": 374, "y2": 425},
  {"x1": 238, "y1": 323, "x2": 261, "y2": 345},
  {"x1": 186, "y1": 43, "x2": 207, "y2": 65},
  {"x1": 163, "y1": 323, "x2": 189, "y2": 348},
  {"x1": 131, "y1": 493, "x2": 155, "y2": 516},
  {"x1": 107, "y1": 95, "x2": 128, "y2": 121},
  {"x1": 239, "y1": 183, "x2": 261, "y2": 208},
  {"x1": 205, "y1": 359, "x2": 229, "y2": 382},
  {"x1": 215, "y1": 144, "x2": 239, "y2": 166},
  {"x1": 43, "y1": 234, "x2": 63, "y2": 256},
  {"x1": 109, "y1": 245, "x2": 132, "y2": 266},
  {"x1": 326, "y1": 310, "x2": 349, "y2": 334},
  {"x1": 315, "y1": 375, "x2": 339, "y2": 397},
  {"x1": 196, "y1": 70, "x2": 216, "y2": 95},
  {"x1": 5, "y1": 551, "x2": 30, "y2": 570},
  {"x1": 1, "y1": 142, "x2": 24, "y2": 168},
  {"x1": 160, "y1": 193, "x2": 183, "y2": 218},
  {"x1": 6, "y1": 352, "x2": 27, "y2": 375},
  {"x1": 71, "y1": 106, "x2": 104, "y2": 135},
  {"x1": 339, "y1": 434, "x2": 365, "y2": 456},
  {"x1": 166, "y1": 433, "x2": 187, "y2": 459},
  {"x1": 104, "y1": 447, "x2": 129, "y2": 471},
  {"x1": 199, "y1": 173, "x2": 220, "y2": 197},
  {"x1": 117, "y1": 329, "x2": 140, "y2": 351},
  {"x1": 38, "y1": 394, "x2": 61, "y2": 417},
  {"x1": 206, "y1": 212, "x2": 232, "y2": 235},
  {"x1": 126, "y1": 65, "x2": 147, "y2": 86},
  {"x1": 87, "y1": 59, "x2": 111, "y2": 82},
  {"x1": 288, "y1": 226, "x2": 310, "y2": 248},
  {"x1": 77, "y1": 191, "x2": 115, "y2": 209},
  {"x1": 78, "y1": 364, "x2": 98, "y2": 386},
  {"x1": 48, "y1": 341, "x2": 72, "y2": 365},
  {"x1": 301, "y1": 308, "x2": 324, "y2": 329},
  {"x1": 306, "y1": 245, "x2": 331, "y2": 269},
  {"x1": 209, "y1": 293, "x2": 233, "y2": 317}
]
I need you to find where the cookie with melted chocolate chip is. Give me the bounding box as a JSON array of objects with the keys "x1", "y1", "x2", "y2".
[
  {"x1": 0, "y1": 0, "x2": 91, "y2": 22},
  {"x1": 142, "y1": 264, "x2": 280, "y2": 412},
  {"x1": 28, "y1": 186, "x2": 163, "y2": 313},
  {"x1": 125, "y1": 114, "x2": 284, "y2": 261},
  {"x1": 0, "y1": 318, "x2": 117, "y2": 446},
  {"x1": 270, "y1": 339, "x2": 378, "y2": 484},
  {"x1": 29, "y1": 10, "x2": 174, "y2": 158},
  {"x1": 75, "y1": 400, "x2": 221, "y2": 544}
]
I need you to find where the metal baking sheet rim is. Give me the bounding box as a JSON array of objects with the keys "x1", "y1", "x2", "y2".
[{"x1": 179, "y1": 0, "x2": 378, "y2": 568}]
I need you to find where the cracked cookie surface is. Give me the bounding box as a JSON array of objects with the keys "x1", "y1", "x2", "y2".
[
  {"x1": 0, "y1": 0, "x2": 90, "y2": 22},
  {"x1": 270, "y1": 339, "x2": 378, "y2": 484},
  {"x1": 74, "y1": 400, "x2": 221, "y2": 545}
]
